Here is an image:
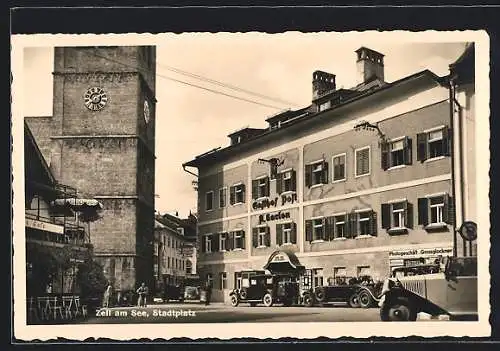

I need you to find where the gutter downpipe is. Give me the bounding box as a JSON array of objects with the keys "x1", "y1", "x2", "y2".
[{"x1": 449, "y1": 74, "x2": 467, "y2": 257}]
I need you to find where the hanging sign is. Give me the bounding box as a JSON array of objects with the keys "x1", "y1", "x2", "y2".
[{"x1": 25, "y1": 218, "x2": 64, "y2": 234}]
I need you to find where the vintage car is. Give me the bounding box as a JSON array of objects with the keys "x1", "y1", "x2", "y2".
[
  {"x1": 302, "y1": 276, "x2": 372, "y2": 308},
  {"x1": 229, "y1": 272, "x2": 299, "y2": 307},
  {"x1": 356, "y1": 266, "x2": 439, "y2": 309},
  {"x1": 378, "y1": 256, "x2": 478, "y2": 321}
]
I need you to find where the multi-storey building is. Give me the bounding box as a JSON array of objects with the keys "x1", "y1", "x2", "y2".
[
  {"x1": 183, "y1": 45, "x2": 476, "y2": 303},
  {"x1": 153, "y1": 212, "x2": 198, "y2": 293},
  {"x1": 25, "y1": 46, "x2": 156, "y2": 293}
]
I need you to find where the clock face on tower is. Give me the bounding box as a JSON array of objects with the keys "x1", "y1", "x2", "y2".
[
  {"x1": 143, "y1": 99, "x2": 150, "y2": 124},
  {"x1": 84, "y1": 87, "x2": 108, "y2": 111}
]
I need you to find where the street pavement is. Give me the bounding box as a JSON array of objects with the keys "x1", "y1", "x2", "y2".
[{"x1": 78, "y1": 302, "x2": 383, "y2": 323}]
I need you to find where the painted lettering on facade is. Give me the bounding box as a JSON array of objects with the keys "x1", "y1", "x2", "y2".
[
  {"x1": 258, "y1": 211, "x2": 291, "y2": 224},
  {"x1": 388, "y1": 247, "x2": 453, "y2": 258},
  {"x1": 252, "y1": 193, "x2": 298, "y2": 210}
]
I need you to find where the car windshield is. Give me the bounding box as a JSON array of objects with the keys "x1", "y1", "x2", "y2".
[{"x1": 185, "y1": 286, "x2": 198, "y2": 294}]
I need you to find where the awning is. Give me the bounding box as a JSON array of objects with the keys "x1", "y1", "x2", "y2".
[
  {"x1": 51, "y1": 198, "x2": 103, "y2": 211},
  {"x1": 263, "y1": 250, "x2": 305, "y2": 274},
  {"x1": 51, "y1": 198, "x2": 103, "y2": 222}
]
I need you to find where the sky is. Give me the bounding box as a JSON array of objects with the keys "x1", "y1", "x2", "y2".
[{"x1": 22, "y1": 33, "x2": 468, "y2": 218}]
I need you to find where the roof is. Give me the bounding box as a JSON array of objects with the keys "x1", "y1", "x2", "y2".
[
  {"x1": 24, "y1": 121, "x2": 56, "y2": 185},
  {"x1": 183, "y1": 69, "x2": 444, "y2": 168},
  {"x1": 449, "y1": 43, "x2": 474, "y2": 85}
]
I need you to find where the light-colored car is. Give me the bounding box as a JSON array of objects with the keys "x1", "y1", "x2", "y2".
[{"x1": 378, "y1": 256, "x2": 477, "y2": 321}]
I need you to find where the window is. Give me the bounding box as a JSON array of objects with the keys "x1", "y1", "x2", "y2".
[
  {"x1": 154, "y1": 242, "x2": 159, "y2": 256},
  {"x1": 235, "y1": 272, "x2": 243, "y2": 289},
  {"x1": 276, "y1": 169, "x2": 296, "y2": 194},
  {"x1": 334, "y1": 214, "x2": 347, "y2": 239},
  {"x1": 381, "y1": 201, "x2": 413, "y2": 234},
  {"x1": 319, "y1": 100, "x2": 331, "y2": 111},
  {"x1": 233, "y1": 230, "x2": 245, "y2": 250},
  {"x1": 220, "y1": 272, "x2": 227, "y2": 290},
  {"x1": 202, "y1": 234, "x2": 212, "y2": 253},
  {"x1": 313, "y1": 268, "x2": 324, "y2": 287},
  {"x1": 381, "y1": 137, "x2": 412, "y2": 170},
  {"x1": 418, "y1": 194, "x2": 452, "y2": 229},
  {"x1": 207, "y1": 273, "x2": 213, "y2": 287},
  {"x1": 355, "y1": 147, "x2": 370, "y2": 177},
  {"x1": 334, "y1": 267, "x2": 347, "y2": 279},
  {"x1": 417, "y1": 126, "x2": 450, "y2": 162},
  {"x1": 167, "y1": 257, "x2": 170, "y2": 268},
  {"x1": 252, "y1": 176, "x2": 270, "y2": 199},
  {"x1": 305, "y1": 160, "x2": 328, "y2": 187},
  {"x1": 253, "y1": 226, "x2": 270, "y2": 248},
  {"x1": 219, "y1": 187, "x2": 227, "y2": 208},
  {"x1": 332, "y1": 154, "x2": 346, "y2": 182},
  {"x1": 176, "y1": 227, "x2": 184, "y2": 235},
  {"x1": 276, "y1": 222, "x2": 296, "y2": 245},
  {"x1": 167, "y1": 237, "x2": 171, "y2": 248},
  {"x1": 357, "y1": 266, "x2": 371, "y2": 277},
  {"x1": 230, "y1": 183, "x2": 246, "y2": 205},
  {"x1": 219, "y1": 232, "x2": 227, "y2": 252},
  {"x1": 358, "y1": 211, "x2": 372, "y2": 236},
  {"x1": 205, "y1": 191, "x2": 214, "y2": 211},
  {"x1": 186, "y1": 260, "x2": 192, "y2": 274}
]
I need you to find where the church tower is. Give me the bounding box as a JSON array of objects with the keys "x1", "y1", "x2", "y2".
[{"x1": 49, "y1": 46, "x2": 156, "y2": 292}]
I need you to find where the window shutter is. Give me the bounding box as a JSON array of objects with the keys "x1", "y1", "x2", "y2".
[
  {"x1": 418, "y1": 198, "x2": 429, "y2": 226},
  {"x1": 417, "y1": 133, "x2": 428, "y2": 162},
  {"x1": 381, "y1": 141, "x2": 390, "y2": 170},
  {"x1": 276, "y1": 172, "x2": 283, "y2": 195},
  {"x1": 369, "y1": 211, "x2": 378, "y2": 236},
  {"x1": 240, "y1": 231, "x2": 246, "y2": 249},
  {"x1": 291, "y1": 223, "x2": 297, "y2": 244},
  {"x1": 265, "y1": 177, "x2": 270, "y2": 197},
  {"x1": 381, "y1": 203, "x2": 391, "y2": 229},
  {"x1": 443, "y1": 194, "x2": 454, "y2": 224},
  {"x1": 230, "y1": 186, "x2": 236, "y2": 205},
  {"x1": 265, "y1": 227, "x2": 271, "y2": 247},
  {"x1": 443, "y1": 127, "x2": 452, "y2": 157},
  {"x1": 212, "y1": 233, "x2": 219, "y2": 252},
  {"x1": 404, "y1": 137, "x2": 413, "y2": 165},
  {"x1": 305, "y1": 164, "x2": 312, "y2": 187},
  {"x1": 406, "y1": 201, "x2": 414, "y2": 229},
  {"x1": 291, "y1": 170, "x2": 297, "y2": 192},
  {"x1": 276, "y1": 224, "x2": 283, "y2": 246},
  {"x1": 252, "y1": 179, "x2": 259, "y2": 200},
  {"x1": 322, "y1": 161, "x2": 329, "y2": 184},
  {"x1": 201, "y1": 236, "x2": 206, "y2": 253},
  {"x1": 227, "y1": 232, "x2": 234, "y2": 251},
  {"x1": 305, "y1": 220, "x2": 313, "y2": 242},
  {"x1": 252, "y1": 228, "x2": 259, "y2": 248},
  {"x1": 326, "y1": 216, "x2": 336, "y2": 241}
]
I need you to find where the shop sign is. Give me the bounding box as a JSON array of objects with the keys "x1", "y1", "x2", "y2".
[
  {"x1": 252, "y1": 193, "x2": 298, "y2": 210},
  {"x1": 258, "y1": 211, "x2": 291, "y2": 224},
  {"x1": 25, "y1": 218, "x2": 64, "y2": 234},
  {"x1": 388, "y1": 247, "x2": 453, "y2": 259}
]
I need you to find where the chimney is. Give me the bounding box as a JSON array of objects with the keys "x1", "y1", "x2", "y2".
[
  {"x1": 355, "y1": 47, "x2": 385, "y2": 84},
  {"x1": 312, "y1": 70, "x2": 336, "y2": 100}
]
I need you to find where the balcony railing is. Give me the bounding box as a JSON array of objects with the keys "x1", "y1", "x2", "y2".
[{"x1": 25, "y1": 212, "x2": 88, "y2": 247}]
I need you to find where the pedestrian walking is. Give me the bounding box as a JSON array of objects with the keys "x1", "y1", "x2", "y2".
[
  {"x1": 102, "y1": 282, "x2": 113, "y2": 308},
  {"x1": 204, "y1": 280, "x2": 212, "y2": 306},
  {"x1": 136, "y1": 282, "x2": 149, "y2": 307}
]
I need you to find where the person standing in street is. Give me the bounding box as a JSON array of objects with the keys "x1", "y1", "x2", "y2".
[
  {"x1": 204, "y1": 280, "x2": 212, "y2": 306},
  {"x1": 102, "y1": 282, "x2": 113, "y2": 308},
  {"x1": 136, "y1": 282, "x2": 149, "y2": 307}
]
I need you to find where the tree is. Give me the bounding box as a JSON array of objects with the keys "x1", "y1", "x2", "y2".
[{"x1": 76, "y1": 257, "x2": 107, "y2": 301}]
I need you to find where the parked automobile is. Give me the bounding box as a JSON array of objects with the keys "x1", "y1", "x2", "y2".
[
  {"x1": 229, "y1": 272, "x2": 299, "y2": 307},
  {"x1": 378, "y1": 256, "x2": 478, "y2": 321},
  {"x1": 183, "y1": 285, "x2": 202, "y2": 302},
  {"x1": 163, "y1": 284, "x2": 185, "y2": 303},
  {"x1": 302, "y1": 276, "x2": 369, "y2": 308}
]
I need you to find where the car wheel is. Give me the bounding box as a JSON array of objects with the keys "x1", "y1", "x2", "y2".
[
  {"x1": 303, "y1": 294, "x2": 314, "y2": 307},
  {"x1": 315, "y1": 287, "x2": 327, "y2": 303},
  {"x1": 380, "y1": 297, "x2": 417, "y2": 321},
  {"x1": 348, "y1": 294, "x2": 361, "y2": 308},
  {"x1": 230, "y1": 294, "x2": 239, "y2": 307},
  {"x1": 239, "y1": 288, "x2": 248, "y2": 300},
  {"x1": 358, "y1": 290, "x2": 373, "y2": 308},
  {"x1": 262, "y1": 293, "x2": 274, "y2": 307}
]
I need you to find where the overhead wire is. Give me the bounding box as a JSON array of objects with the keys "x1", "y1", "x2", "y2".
[{"x1": 86, "y1": 50, "x2": 293, "y2": 111}]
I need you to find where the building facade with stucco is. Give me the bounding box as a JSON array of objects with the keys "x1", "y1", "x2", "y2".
[{"x1": 184, "y1": 45, "x2": 475, "y2": 304}]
